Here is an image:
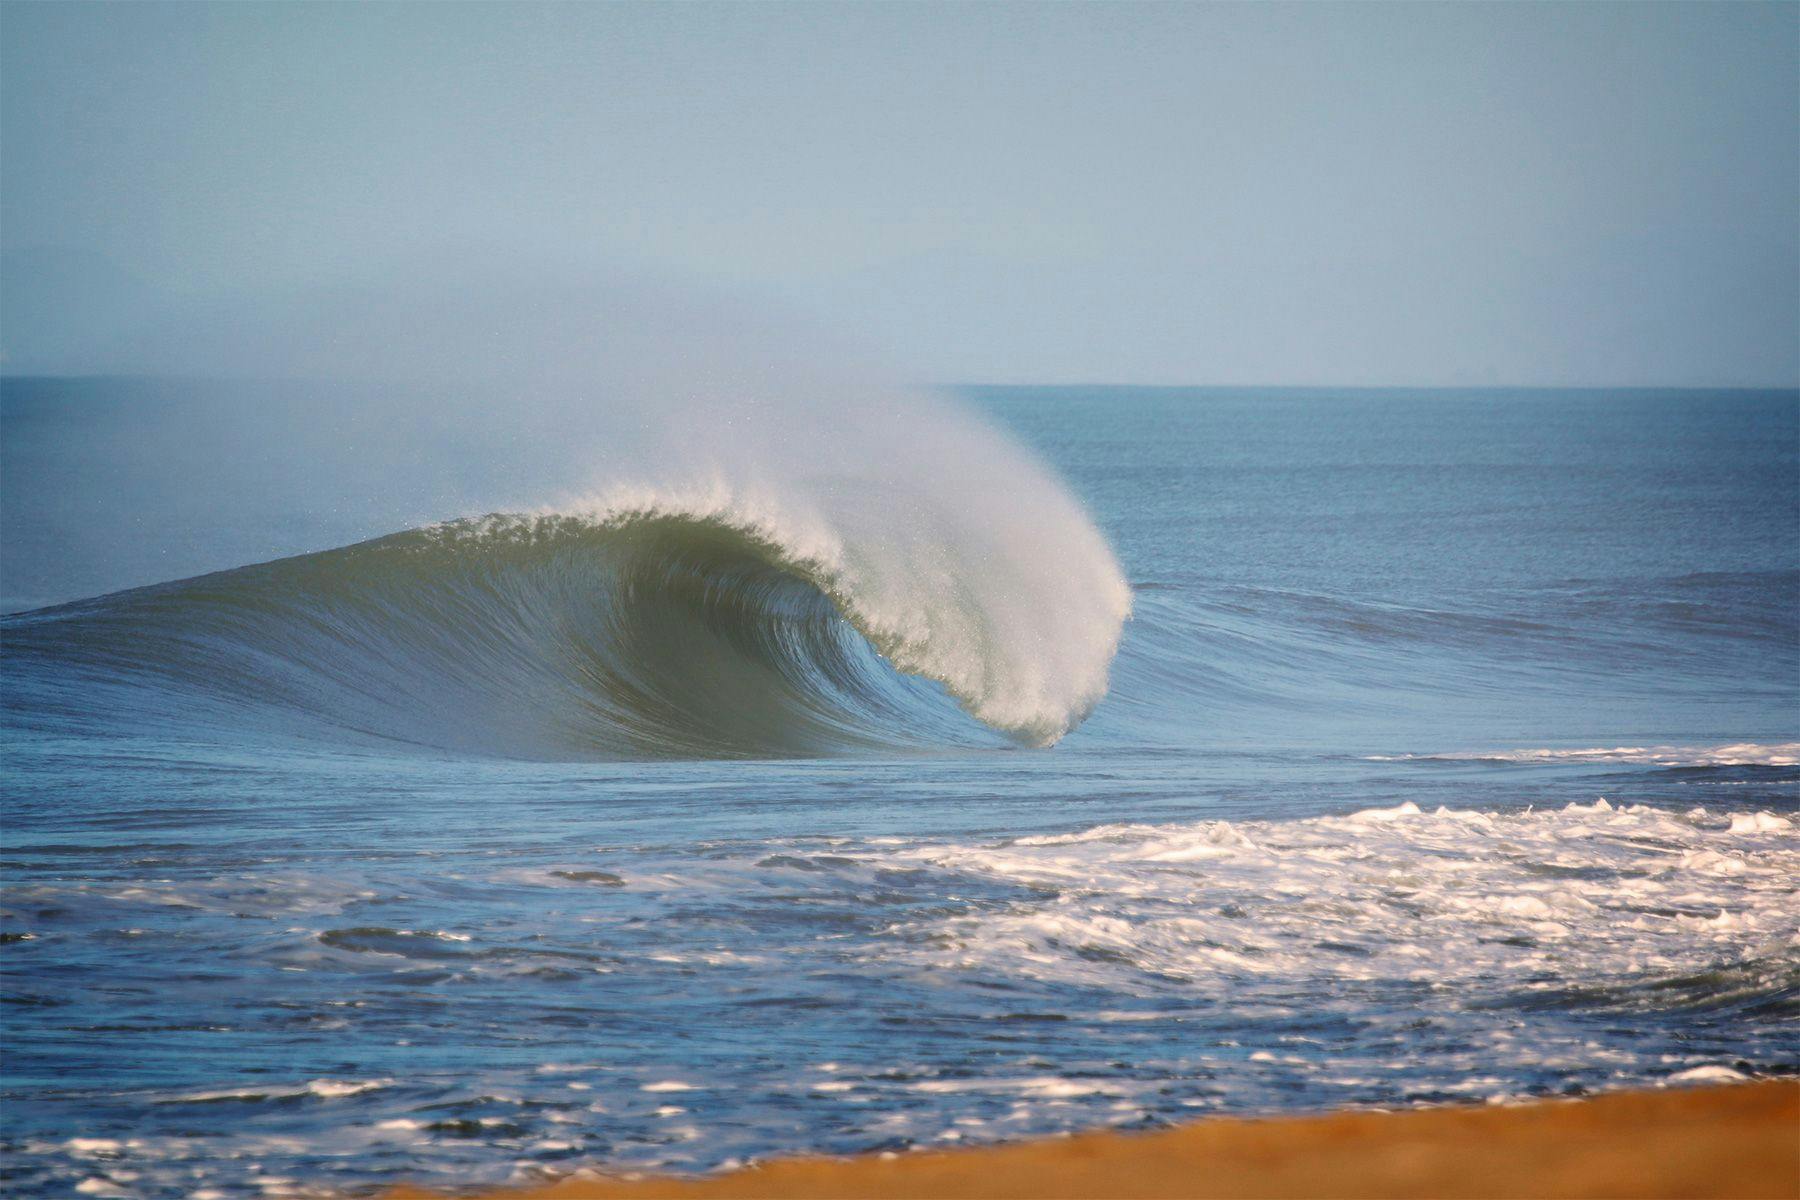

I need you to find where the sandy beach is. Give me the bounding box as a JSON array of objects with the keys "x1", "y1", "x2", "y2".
[{"x1": 387, "y1": 1079, "x2": 1798, "y2": 1200}]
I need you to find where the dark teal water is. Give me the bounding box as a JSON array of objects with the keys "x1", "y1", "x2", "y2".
[{"x1": 3, "y1": 384, "x2": 1796, "y2": 1198}]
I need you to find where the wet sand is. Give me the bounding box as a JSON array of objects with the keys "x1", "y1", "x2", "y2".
[{"x1": 387, "y1": 1079, "x2": 1798, "y2": 1200}]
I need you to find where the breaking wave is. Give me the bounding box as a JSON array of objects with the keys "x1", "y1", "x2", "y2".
[
  {"x1": 5, "y1": 491, "x2": 1131, "y2": 760},
  {"x1": 1, "y1": 271, "x2": 1135, "y2": 760}
]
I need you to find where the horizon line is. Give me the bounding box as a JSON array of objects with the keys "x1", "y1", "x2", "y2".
[{"x1": 3, "y1": 371, "x2": 1797, "y2": 394}]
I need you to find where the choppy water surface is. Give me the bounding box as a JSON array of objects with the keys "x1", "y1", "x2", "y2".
[{"x1": 3, "y1": 385, "x2": 1796, "y2": 1198}]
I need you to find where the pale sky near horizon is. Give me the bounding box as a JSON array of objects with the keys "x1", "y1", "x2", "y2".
[{"x1": 3, "y1": 1, "x2": 1796, "y2": 386}]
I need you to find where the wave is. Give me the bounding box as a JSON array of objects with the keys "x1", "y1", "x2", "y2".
[
  {"x1": 4, "y1": 488, "x2": 1131, "y2": 759},
  {"x1": 0, "y1": 264, "x2": 1148, "y2": 759},
  {"x1": 2, "y1": 273, "x2": 1136, "y2": 760}
]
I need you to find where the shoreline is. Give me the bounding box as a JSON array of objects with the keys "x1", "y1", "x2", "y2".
[{"x1": 387, "y1": 1079, "x2": 1798, "y2": 1200}]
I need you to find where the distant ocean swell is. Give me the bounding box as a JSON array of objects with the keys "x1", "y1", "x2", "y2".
[{"x1": 3, "y1": 492, "x2": 1132, "y2": 759}]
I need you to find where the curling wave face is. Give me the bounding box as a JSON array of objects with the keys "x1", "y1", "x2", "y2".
[
  {"x1": 5, "y1": 493, "x2": 1130, "y2": 759},
  {"x1": 1, "y1": 282, "x2": 1134, "y2": 759}
]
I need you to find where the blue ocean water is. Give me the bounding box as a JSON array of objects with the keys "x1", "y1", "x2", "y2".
[{"x1": 3, "y1": 383, "x2": 1796, "y2": 1198}]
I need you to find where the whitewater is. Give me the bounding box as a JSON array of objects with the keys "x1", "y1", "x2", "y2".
[{"x1": 2, "y1": 298, "x2": 1795, "y2": 1197}]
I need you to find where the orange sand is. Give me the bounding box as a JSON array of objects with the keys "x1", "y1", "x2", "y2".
[{"x1": 387, "y1": 1080, "x2": 1798, "y2": 1200}]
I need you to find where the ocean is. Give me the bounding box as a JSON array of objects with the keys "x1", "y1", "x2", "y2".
[{"x1": 2, "y1": 380, "x2": 1795, "y2": 1198}]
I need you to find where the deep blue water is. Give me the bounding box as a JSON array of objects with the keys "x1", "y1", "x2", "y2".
[{"x1": 3, "y1": 384, "x2": 1796, "y2": 1198}]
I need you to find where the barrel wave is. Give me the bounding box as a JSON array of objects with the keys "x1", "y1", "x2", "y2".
[
  {"x1": 4, "y1": 454, "x2": 1132, "y2": 761},
  {"x1": 1, "y1": 275, "x2": 1134, "y2": 759}
]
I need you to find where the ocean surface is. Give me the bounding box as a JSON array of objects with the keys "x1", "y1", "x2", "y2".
[{"x1": 3, "y1": 381, "x2": 1796, "y2": 1198}]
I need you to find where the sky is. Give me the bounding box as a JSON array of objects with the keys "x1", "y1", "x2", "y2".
[{"x1": 3, "y1": 1, "x2": 1796, "y2": 386}]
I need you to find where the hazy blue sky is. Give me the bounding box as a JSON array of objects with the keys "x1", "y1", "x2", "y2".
[{"x1": 3, "y1": 2, "x2": 1795, "y2": 385}]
